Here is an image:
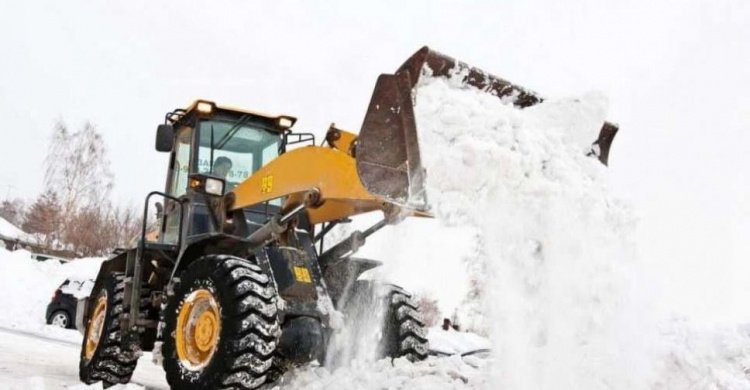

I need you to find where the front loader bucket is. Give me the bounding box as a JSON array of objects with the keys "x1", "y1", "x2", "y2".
[
  {"x1": 357, "y1": 71, "x2": 428, "y2": 212},
  {"x1": 395, "y1": 46, "x2": 619, "y2": 165},
  {"x1": 356, "y1": 46, "x2": 619, "y2": 212}
]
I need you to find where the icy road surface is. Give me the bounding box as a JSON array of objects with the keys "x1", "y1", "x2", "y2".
[{"x1": 0, "y1": 328, "x2": 168, "y2": 390}]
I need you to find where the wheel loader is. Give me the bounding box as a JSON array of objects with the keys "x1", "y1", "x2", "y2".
[{"x1": 77, "y1": 46, "x2": 618, "y2": 389}]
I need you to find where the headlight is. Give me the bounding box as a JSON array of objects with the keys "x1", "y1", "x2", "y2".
[
  {"x1": 188, "y1": 174, "x2": 225, "y2": 196},
  {"x1": 205, "y1": 177, "x2": 224, "y2": 196},
  {"x1": 277, "y1": 116, "x2": 296, "y2": 129},
  {"x1": 196, "y1": 101, "x2": 214, "y2": 115}
]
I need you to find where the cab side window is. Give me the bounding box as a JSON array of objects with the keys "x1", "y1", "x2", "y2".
[{"x1": 169, "y1": 127, "x2": 193, "y2": 197}]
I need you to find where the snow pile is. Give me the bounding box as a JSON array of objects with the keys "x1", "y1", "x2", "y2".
[
  {"x1": 362, "y1": 72, "x2": 750, "y2": 389},
  {"x1": 276, "y1": 355, "x2": 487, "y2": 390},
  {"x1": 0, "y1": 248, "x2": 102, "y2": 336},
  {"x1": 367, "y1": 74, "x2": 654, "y2": 389},
  {"x1": 654, "y1": 320, "x2": 750, "y2": 390}
]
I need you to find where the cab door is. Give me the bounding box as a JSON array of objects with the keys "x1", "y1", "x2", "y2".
[{"x1": 162, "y1": 126, "x2": 194, "y2": 245}]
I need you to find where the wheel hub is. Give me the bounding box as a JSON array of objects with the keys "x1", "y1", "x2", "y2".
[
  {"x1": 176, "y1": 288, "x2": 221, "y2": 370},
  {"x1": 194, "y1": 311, "x2": 218, "y2": 352},
  {"x1": 84, "y1": 296, "x2": 107, "y2": 360},
  {"x1": 52, "y1": 313, "x2": 68, "y2": 327}
]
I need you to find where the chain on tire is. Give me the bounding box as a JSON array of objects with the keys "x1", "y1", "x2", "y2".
[
  {"x1": 162, "y1": 255, "x2": 281, "y2": 390},
  {"x1": 384, "y1": 287, "x2": 429, "y2": 361},
  {"x1": 79, "y1": 273, "x2": 149, "y2": 387}
]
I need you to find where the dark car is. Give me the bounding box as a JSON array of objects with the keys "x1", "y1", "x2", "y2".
[
  {"x1": 46, "y1": 277, "x2": 93, "y2": 329},
  {"x1": 31, "y1": 253, "x2": 70, "y2": 263}
]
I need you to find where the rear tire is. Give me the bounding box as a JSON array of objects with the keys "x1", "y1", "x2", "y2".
[
  {"x1": 162, "y1": 255, "x2": 281, "y2": 390},
  {"x1": 342, "y1": 281, "x2": 429, "y2": 361},
  {"x1": 79, "y1": 273, "x2": 146, "y2": 388}
]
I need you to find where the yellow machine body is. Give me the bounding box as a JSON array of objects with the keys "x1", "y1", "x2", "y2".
[{"x1": 230, "y1": 145, "x2": 387, "y2": 225}]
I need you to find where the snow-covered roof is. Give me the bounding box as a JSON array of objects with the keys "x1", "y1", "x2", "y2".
[
  {"x1": 0, "y1": 217, "x2": 40, "y2": 246},
  {"x1": 0, "y1": 216, "x2": 29, "y2": 241}
]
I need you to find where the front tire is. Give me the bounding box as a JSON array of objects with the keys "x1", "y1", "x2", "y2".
[{"x1": 162, "y1": 255, "x2": 281, "y2": 390}]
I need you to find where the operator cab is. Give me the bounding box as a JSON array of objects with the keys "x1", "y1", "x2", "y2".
[
  {"x1": 153, "y1": 100, "x2": 297, "y2": 244},
  {"x1": 158, "y1": 100, "x2": 296, "y2": 197}
]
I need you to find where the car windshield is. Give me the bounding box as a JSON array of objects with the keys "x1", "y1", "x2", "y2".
[{"x1": 197, "y1": 119, "x2": 280, "y2": 194}]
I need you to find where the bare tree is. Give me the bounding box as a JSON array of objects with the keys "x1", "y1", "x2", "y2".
[
  {"x1": 0, "y1": 198, "x2": 25, "y2": 227},
  {"x1": 64, "y1": 205, "x2": 106, "y2": 256},
  {"x1": 43, "y1": 120, "x2": 135, "y2": 256},
  {"x1": 45, "y1": 120, "x2": 113, "y2": 214},
  {"x1": 22, "y1": 190, "x2": 61, "y2": 249},
  {"x1": 111, "y1": 204, "x2": 142, "y2": 249},
  {"x1": 24, "y1": 120, "x2": 146, "y2": 257}
]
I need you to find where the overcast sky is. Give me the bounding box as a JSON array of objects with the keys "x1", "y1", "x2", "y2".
[{"x1": 1, "y1": 0, "x2": 748, "y2": 322}]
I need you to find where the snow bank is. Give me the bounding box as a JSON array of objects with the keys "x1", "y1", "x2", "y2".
[{"x1": 0, "y1": 248, "x2": 103, "y2": 340}]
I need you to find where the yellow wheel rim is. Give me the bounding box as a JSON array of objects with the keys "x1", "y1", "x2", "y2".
[
  {"x1": 176, "y1": 289, "x2": 221, "y2": 370},
  {"x1": 84, "y1": 295, "x2": 107, "y2": 360}
]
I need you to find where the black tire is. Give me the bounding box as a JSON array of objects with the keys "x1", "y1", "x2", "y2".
[
  {"x1": 342, "y1": 281, "x2": 429, "y2": 362},
  {"x1": 79, "y1": 273, "x2": 148, "y2": 388},
  {"x1": 162, "y1": 255, "x2": 281, "y2": 390},
  {"x1": 47, "y1": 309, "x2": 73, "y2": 329}
]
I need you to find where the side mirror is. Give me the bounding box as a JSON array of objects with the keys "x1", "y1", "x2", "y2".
[{"x1": 155, "y1": 124, "x2": 175, "y2": 152}]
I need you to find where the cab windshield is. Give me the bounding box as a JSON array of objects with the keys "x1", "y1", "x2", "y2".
[{"x1": 197, "y1": 119, "x2": 280, "y2": 193}]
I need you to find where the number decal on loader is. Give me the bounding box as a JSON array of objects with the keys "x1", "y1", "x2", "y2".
[
  {"x1": 261, "y1": 175, "x2": 274, "y2": 194},
  {"x1": 293, "y1": 266, "x2": 312, "y2": 283}
]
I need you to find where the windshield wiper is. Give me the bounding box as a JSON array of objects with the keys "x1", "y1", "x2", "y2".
[
  {"x1": 215, "y1": 115, "x2": 250, "y2": 150},
  {"x1": 210, "y1": 124, "x2": 215, "y2": 172}
]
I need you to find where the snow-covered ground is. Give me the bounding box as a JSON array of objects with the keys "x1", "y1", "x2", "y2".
[
  {"x1": 1, "y1": 69, "x2": 750, "y2": 389},
  {"x1": 0, "y1": 327, "x2": 166, "y2": 390},
  {"x1": 0, "y1": 249, "x2": 492, "y2": 389}
]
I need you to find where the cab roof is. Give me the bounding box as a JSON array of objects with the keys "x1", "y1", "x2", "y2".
[{"x1": 169, "y1": 100, "x2": 297, "y2": 131}]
